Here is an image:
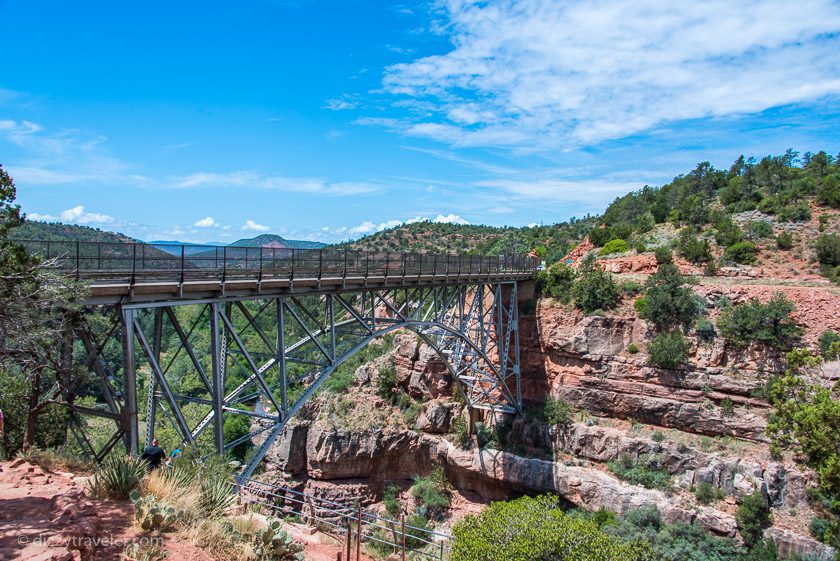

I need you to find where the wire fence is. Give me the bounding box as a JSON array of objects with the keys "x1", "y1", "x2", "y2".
[
  {"x1": 239, "y1": 478, "x2": 452, "y2": 561},
  {"x1": 18, "y1": 239, "x2": 536, "y2": 284}
]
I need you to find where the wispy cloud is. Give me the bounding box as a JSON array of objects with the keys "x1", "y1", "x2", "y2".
[
  {"x1": 369, "y1": 0, "x2": 840, "y2": 150},
  {"x1": 242, "y1": 219, "x2": 270, "y2": 232},
  {"x1": 168, "y1": 171, "x2": 378, "y2": 196}
]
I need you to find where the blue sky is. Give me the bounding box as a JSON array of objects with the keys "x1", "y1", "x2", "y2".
[{"x1": 1, "y1": 0, "x2": 839, "y2": 244}]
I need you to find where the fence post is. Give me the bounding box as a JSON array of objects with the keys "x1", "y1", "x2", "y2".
[
  {"x1": 401, "y1": 512, "x2": 406, "y2": 561},
  {"x1": 356, "y1": 501, "x2": 362, "y2": 561}
]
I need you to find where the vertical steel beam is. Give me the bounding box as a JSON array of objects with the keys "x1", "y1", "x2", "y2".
[
  {"x1": 276, "y1": 297, "x2": 288, "y2": 416},
  {"x1": 121, "y1": 307, "x2": 139, "y2": 455},
  {"x1": 209, "y1": 302, "x2": 225, "y2": 454},
  {"x1": 145, "y1": 308, "x2": 163, "y2": 446}
]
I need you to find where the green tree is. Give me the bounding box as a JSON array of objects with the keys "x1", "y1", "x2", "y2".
[
  {"x1": 451, "y1": 495, "x2": 650, "y2": 561},
  {"x1": 723, "y1": 242, "x2": 757, "y2": 265},
  {"x1": 815, "y1": 234, "x2": 840, "y2": 267},
  {"x1": 535, "y1": 262, "x2": 576, "y2": 303},
  {"x1": 647, "y1": 331, "x2": 690, "y2": 369},
  {"x1": 736, "y1": 492, "x2": 772, "y2": 547},
  {"x1": 572, "y1": 255, "x2": 621, "y2": 314},
  {"x1": 636, "y1": 263, "x2": 700, "y2": 331},
  {"x1": 0, "y1": 165, "x2": 88, "y2": 452},
  {"x1": 717, "y1": 294, "x2": 802, "y2": 350}
]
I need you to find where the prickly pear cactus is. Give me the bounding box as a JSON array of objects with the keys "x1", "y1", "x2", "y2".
[
  {"x1": 251, "y1": 519, "x2": 305, "y2": 561},
  {"x1": 130, "y1": 490, "x2": 179, "y2": 532}
]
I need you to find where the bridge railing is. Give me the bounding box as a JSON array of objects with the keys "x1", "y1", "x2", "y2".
[{"x1": 17, "y1": 239, "x2": 536, "y2": 283}]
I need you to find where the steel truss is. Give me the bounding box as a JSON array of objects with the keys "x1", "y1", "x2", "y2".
[{"x1": 69, "y1": 281, "x2": 521, "y2": 480}]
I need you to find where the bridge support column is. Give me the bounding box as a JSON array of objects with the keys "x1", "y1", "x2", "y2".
[
  {"x1": 121, "y1": 307, "x2": 139, "y2": 455},
  {"x1": 210, "y1": 302, "x2": 225, "y2": 454}
]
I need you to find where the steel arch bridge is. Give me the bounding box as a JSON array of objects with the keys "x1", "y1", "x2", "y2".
[{"x1": 22, "y1": 240, "x2": 534, "y2": 480}]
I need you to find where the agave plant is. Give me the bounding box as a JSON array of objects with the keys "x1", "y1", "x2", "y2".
[
  {"x1": 198, "y1": 475, "x2": 234, "y2": 518},
  {"x1": 88, "y1": 455, "x2": 147, "y2": 499}
]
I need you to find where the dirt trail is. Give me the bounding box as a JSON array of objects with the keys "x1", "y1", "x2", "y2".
[{"x1": 0, "y1": 460, "x2": 365, "y2": 561}]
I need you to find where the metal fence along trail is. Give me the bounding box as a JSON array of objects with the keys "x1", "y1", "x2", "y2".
[{"x1": 240, "y1": 478, "x2": 452, "y2": 561}]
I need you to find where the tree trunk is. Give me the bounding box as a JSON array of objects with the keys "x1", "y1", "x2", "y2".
[{"x1": 22, "y1": 369, "x2": 41, "y2": 451}]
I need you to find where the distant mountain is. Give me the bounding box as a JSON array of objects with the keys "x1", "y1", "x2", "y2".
[
  {"x1": 9, "y1": 221, "x2": 136, "y2": 244},
  {"x1": 149, "y1": 240, "x2": 226, "y2": 247},
  {"x1": 228, "y1": 234, "x2": 326, "y2": 250}
]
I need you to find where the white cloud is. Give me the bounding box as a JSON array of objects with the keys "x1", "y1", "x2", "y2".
[
  {"x1": 478, "y1": 178, "x2": 641, "y2": 208},
  {"x1": 432, "y1": 213, "x2": 468, "y2": 225},
  {"x1": 375, "y1": 0, "x2": 840, "y2": 149},
  {"x1": 194, "y1": 216, "x2": 218, "y2": 228},
  {"x1": 169, "y1": 171, "x2": 377, "y2": 196},
  {"x1": 58, "y1": 205, "x2": 115, "y2": 225},
  {"x1": 27, "y1": 212, "x2": 57, "y2": 221},
  {"x1": 242, "y1": 219, "x2": 270, "y2": 232}
]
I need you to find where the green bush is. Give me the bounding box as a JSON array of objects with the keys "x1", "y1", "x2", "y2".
[
  {"x1": 475, "y1": 422, "x2": 498, "y2": 450},
  {"x1": 411, "y1": 467, "x2": 450, "y2": 511},
  {"x1": 654, "y1": 247, "x2": 673, "y2": 265},
  {"x1": 648, "y1": 331, "x2": 690, "y2": 370},
  {"x1": 543, "y1": 395, "x2": 572, "y2": 426},
  {"x1": 607, "y1": 453, "x2": 672, "y2": 491},
  {"x1": 627, "y1": 343, "x2": 640, "y2": 354},
  {"x1": 745, "y1": 220, "x2": 774, "y2": 240},
  {"x1": 777, "y1": 201, "x2": 811, "y2": 222},
  {"x1": 452, "y1": 416, "x2": 471, "y2": 449},
  {"x1": 724, "y1": 241, "x2": 758, "y2": 265},
  {"x1": 817, "y1": 175, "x2": 840, "y2": 208},
  {"x1": 720, "y1": 398, "x2": 735, "y2": 417},
  {"x1": 571, "y1": 255, "x2": 621, "y2": 313},
  {"x1": 694, "y1": 482, "x2": 724, "y2": 504},
  {"x1": 717, "y1": 293, "x2": 802, "y2": 349},
  {"x1": 815, "y1": 234, "x2": 840, "y2": 266},
  {"x1": 375, "y1": 358, "x2": 397, "y2": 402},
  {"x1": 775, "y1": 231, "x2": 793, "y2": 250},
  {"x1": 535, "y1": 262, "x2": 576, "y2": 302},
  {"x1": 679, "y1": 232, "x2": 714, "y2": 265},
  {"x1": 651, "y1": 431, "x2": 665, "y2": 443},
  {"x1": 736, "y1": 492, "x2": 772, "y2": 547},
  {"x1": 451, "y1": 495, "x2": 650, "y2": 561},
  {"x1": 818, "y1": 330, "x2": 840, "y2": 361},
  {"x1": 600, "y1": 238, "x2": 629, "y2": 256},
  {"x1": 695, "y1": 318, "x2": 716, "y2": 343},
  {"x1": 383, "y1": 484, "x2": 402, "y2": 517},
  {"x1": 637, "y1": 263, "x2": 700, "y2": 330},
  {"x1": 715, "y1": 217, "x2": 744, "y2": 247},
  {"x1": 88, "y1": 455, "x2": 147, "y2": 500},
  {"x1": 589, "y1": 226, "x2": 613, "y2": 247}
]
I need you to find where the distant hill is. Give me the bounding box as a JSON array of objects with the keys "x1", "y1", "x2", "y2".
[
  {"x1": 228, "y1": 234, "x2": 325, "y2": 250},
  {"x1": 9, "y1": 221, "x2": 136, "y2": 244}
]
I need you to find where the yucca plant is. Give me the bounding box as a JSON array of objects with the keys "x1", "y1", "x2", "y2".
[
  {"x1": 199, "y1": 475, "x2": 234, "y2": 518},
  {"x1": 88, "y1": 455, "x2": 148, "y2": 499}
]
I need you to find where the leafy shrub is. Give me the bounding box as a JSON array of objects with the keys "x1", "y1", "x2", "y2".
[
  {"x1": 411, "y1": 467, "x2": 450, "y2": 512},
  {"x1": 817, "y1": 176, "x2": 840, "y2": 208},
  {"x1": 610, "y1": 505, "x2": 744, "y2": 561},
  {"x1": 383, "y1": 484, "x2": 402, "y2": 517},
  {"x1": 451, "y1": 495, "x2": 650, "y2": 561},
  {"x1": 775, "y1": 231, "x2": 793, "y2": 250},
  {"x1": 736, "y1": 492, "x2": 772, "y2": 547},
  {"x1": 607, "y1": 453, "x2": 672, "y2": 490},
  {"x1": 475, "y1": 422, "x2": 498, "y2": 450},
  {"x1": 543, "y1": 395, "x2": 572, "y2": 426},
  {"x1": 654, "y1": 247, "x2": 673, "y2": 265},
  {"x1": 679, "y1": 232, "x2": 714, "y2": 265},
  {"x1": 375, "y1": 358, "x2": 397, "y2": 402},
  {"x1": 648, "y1": 331, "x2": 690, "y2": 370},
  {"x1": 694, "y1": 482, "x2": 724, "y2": 504},
  {"x1": 627, "y1": 343, "x2": 640, "y2": 354},
  {"x1": 635, "y1": 242, "x2": 647, "y2": 253},
  {"x1": 818, "y1": 330, "x2": 840, "y2": 361},
  {"x1": 588, "y1": 226, "x2": 613, "y2": 247},
  {"x1": 571, "y1": 255, "x2": 621, "y2": 313},
  {"x1": 600, "y1": 238, "x2": 629, "y2": 256},
  {"x1": 651, "y1": 431, "x2": 665, "y2": 443},
  {"x1": 724, "y1": 241, "x2": 758, "y2": 264},
  {"x1": 88, "y1": 455, "x2": 147, "y2": 500},
  {"x1": 695, "y1": 318, "x2": 716, "y2": 343},
  {"x1": 745, "y1": 220, "x2": 774, "y2": 240},
  {"x1": 717, "y1": 293, "x2": 802, "y2": 349},
  {"x1": 452, "y1": 416, "x2": 470, "y2": 449},
  {"x1": 777, "y1": 201, "x2": 811, "y2": 222},
  {"x1": 637, "y1": 263, "x2": 700, "y2": 330},
  {"x1": 815, "y1": 234, "x2": 840, "y2": 266},
  {"x1": 715, "y1": 216, "x2": 744, "y2": 247},
  {"x1": 535, "y1": 262, "x2": 576, "y2": 302},
  {"x1": 619, "y1": 280, "x2": 643, "y2": 297},
  {"x1": 720, "y1": 398, "x2": 735, "y2": 416}
]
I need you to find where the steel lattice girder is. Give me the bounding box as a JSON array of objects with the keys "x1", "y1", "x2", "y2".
[{"x1": 69, "y1": 281, "x2": 522, "y2": 478}]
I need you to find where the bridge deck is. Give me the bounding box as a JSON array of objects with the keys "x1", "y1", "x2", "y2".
[{"x1": 20, "y1": 240, "x2": 535, "y2": 304}]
